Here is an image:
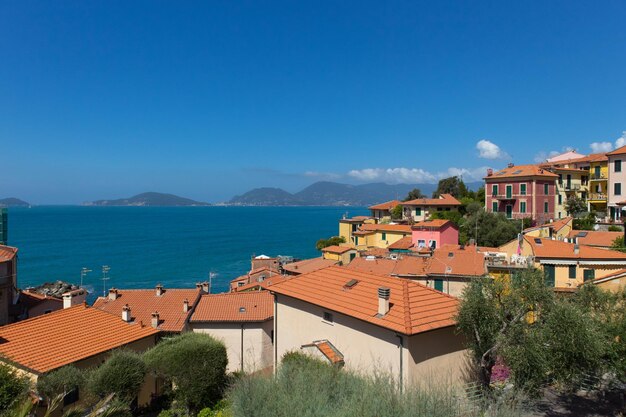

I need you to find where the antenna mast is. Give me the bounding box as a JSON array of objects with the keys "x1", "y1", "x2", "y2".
[
  {"x1": 80, "y1": 267, "x2": 92, "y2": 288},
  {"x1": 208, "y1": 271, "x2": 216, "y2": 294},
  {"x1": 101, "y1": 265, "x2": 110, "y2": 297}
]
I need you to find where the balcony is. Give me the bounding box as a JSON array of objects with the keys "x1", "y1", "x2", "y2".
[
  {"x1": 588, "y1": 193, "x2": 607, "y2": 202},
  {"x1": 590, "y1": 173, "x2": 607, "y2": 181},
  {"x1": 491, "y1": 193, "x2": 520, "y2": 200}
]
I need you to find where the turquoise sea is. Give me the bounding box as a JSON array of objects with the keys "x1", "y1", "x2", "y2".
[{"x1": 8, "y1": 206, "x2": 368, "y2": 300}]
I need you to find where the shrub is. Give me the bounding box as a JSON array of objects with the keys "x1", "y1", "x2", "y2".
[
  {"x1": 37, "y1": 365, "x2": 85, "y2": 406},
  {"x1": 608, "y1": 225, "x2": 622, "y2": 232},
  {"x1": 88, "y1": 350, "x2": 146, "y2": 404},
  {"x1": 0, "y1": 363, "x2": 28, "y2": 411},
  {"x1": 315, "y1": 236, "x2": 346, "y2": 251},
  {"x1": 144, "y1": 333, "x2": 227, "y2": 414},
  {"x1": 158, "y1": 410, "x2": 176, "y2": 417}
]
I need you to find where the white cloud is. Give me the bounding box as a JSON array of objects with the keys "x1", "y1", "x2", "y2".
[
  {"x1": 533, "y1": 150, "x2": 560, "y2": 163},
  {"x1": 615, "y1": 131, "x2": 626, "y2": 149},
  {"x1": 347, "y1": 166, "x2": 490, "y2": 184},
  {"x1": 590, "y1": 142, "x2": 613, "y2": 153},
  {"x1": 476, "y1": 140, "x2": 509, "y2": 160}
]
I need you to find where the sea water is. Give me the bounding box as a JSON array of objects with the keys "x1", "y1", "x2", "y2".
[{"x1": 8, "y1": 206, "x2": 368, "y2": 299}]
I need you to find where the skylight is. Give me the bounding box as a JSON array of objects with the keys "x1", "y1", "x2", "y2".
[
  {"x1": 344, "y1": 279, "x2": 359, "y2": 288},
  {"x1": 512, "y1": 170, "x2": 522, "y2": 175},
  {"x1": 239, "y1": 307, "x2": 246, "y2": 313},
  {"x1": 534, "y1": 238, "x2": 542, "y2": 244}
]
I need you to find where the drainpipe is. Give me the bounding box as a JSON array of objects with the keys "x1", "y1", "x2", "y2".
[
  {"x1": 396, "y1": 334, "x2": 404, "y2": 393},
  {"x1": 240, "y1": 323, "x2": 245, "y2": 373},
  {"x1": 273, "y1": 293, "x2": 278, "y2": 375}
]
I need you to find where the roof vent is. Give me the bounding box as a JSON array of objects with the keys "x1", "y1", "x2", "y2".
[
  {"x1": 239, "y1": 307, "x2": 246, "y2": 313},
  {"x1": 508, "y1": 163, "x2": 514, "y2": 168},
  {"x1": 448, "y1": 252, "x2": 454, "y2": 258},
  {"x1": 183, "y1": 298, "x2": 190, "y2": 313},
  {"x1": 445, "y1": 266, "x2": 453, "y2": 274},
  {"x1": 122, "y1": 304, "x2": 131, "y2": 322},
  {"x1": 344, "y1": 279, "x2": 359, "y2": 289},
  {"x1": 574, "y1": 244, "x2": 580, "y2": 255},
  {"x1": 156, "y1": 284, "x2": 164, "y2": 297},
  {"x1": 151, "y1": 312, "x2": 160, "y2": 328},
  {"x1": 366, "y1": 256, "x2": 376, "y2": 261},
  {"x1": 377, "y1": 287, "x2": 391, "y2": 317}
]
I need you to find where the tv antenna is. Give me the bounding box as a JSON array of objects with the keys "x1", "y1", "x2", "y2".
[
  {"x1": 208, "y1": 271, "x2": 217, "y2": 294},
  {"x1": 80, "y1": 267, "x2": 92, "y2": 288},
  {"x1": 101, "y1": 265, "x2": 111, "y2": 297}
]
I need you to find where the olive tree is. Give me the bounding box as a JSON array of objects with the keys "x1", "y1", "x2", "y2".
[
  {"x1": 37, "y1": 365, "x2": 85, "y2": 409},
  {"x1": 144, "y1": 333, "x2": 227, "y2": 413},
  {"x1": 88, "y1": 350, "x2": 147, "y2": 404},
  {"x1": 0, "y1": 363, "x2": 28, "y2": 411}
]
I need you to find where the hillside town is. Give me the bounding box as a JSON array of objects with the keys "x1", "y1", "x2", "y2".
[{"x1": 1, "y1": 148, "x2": 626, "y2": 416}]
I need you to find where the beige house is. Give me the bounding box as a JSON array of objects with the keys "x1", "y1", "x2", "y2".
[
  {"x1": 590, "y1": 269, "x2": 626, "y2": 292},
  {"x1": 522, "y1": 217, "x2": 573, "y2": 240},
  {"x1": 338, "y1": 216, "x2": 376, "y2": 245},
  {"x1": 190, "y1": 292, "x2": 274, "y2": 373},
  {"x1": 499, "y1": 236, "x2": 626, "y2": 289},
  {"x1": 0, "y1": 304, "x2": 159, "y2": 411},
  {"x1": 400, "y1": 194, "x2": 461, "y2": 222},
  {"x1": 368, "y1": 200, "x2": 401, "y2": 222},
  {"x1": 270, "y1": 266, "x2": 467, "y2": 388},
  {"x1": 321, "y1": 245, "x2": 357, "y2": 265},
  {"x1": 351, "y1": 224, "x2": 412, "y2": 250}
]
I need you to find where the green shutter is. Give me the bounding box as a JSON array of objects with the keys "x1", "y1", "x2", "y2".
[
  {"x1": 568, "y1": 265, "x2": 576, "y2": 279},
  {"x1": 381, "y1": 232, "x2": 386, "y2": 240},
  {"x1": 415, "y1": 207, "x2": 422, "y2": 216},
  {"x1": 544, "y1": 265, "x2": 555, "y2": 287},
  {"x1": 434, "y1": 279, "x2": 444, "y2": 292},
  {"x1": 492, "y1": 202, "x2": 498, "y2": 212},
  {"x1": 583, "y1": 269, "x2": 595, "y2": 282},
  {"x1": 520, "y1": 184, "x2": 526, "y2": 195}
]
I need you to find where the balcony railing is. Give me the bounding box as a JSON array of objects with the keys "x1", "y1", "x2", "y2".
[
  {"x1": 589, "y1": 193, "x2": 607, "y2": 202},
  {"x1": 590, "y1": 173, "x2": 607, "y2": 180}
]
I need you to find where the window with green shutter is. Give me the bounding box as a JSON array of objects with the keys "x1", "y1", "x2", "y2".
[
  {"x1": 583, "y1": 269, "x2": 595, "y2": 281},
  {"x1": 568, "y1": 265, "x2": 576, "y2": 279},
  {"x1": 520, "y1": 201, "x2": 526, "y2": 213},
  {"x1": 520, "y1": 183, "x2": 526, "y2": 195},
  {"x1": 434, "y1": 279, "x2": 444, "y2": 292},
  {"x1": 492, "y1": 184, "x2": 498, "y2": 196},
  {"x1": 415, "y1": 207, "x2": 422, "y2": 216},
  {"x1": 544, "y1": 201, "x2": 549, "y2": 213},
  {"x1": 381, "y1": 232, "x2": 387, "y2": 241},
  {"x1": 492, "y1": 202, "x2": 498, "y2": 212},
  {"x1": 544, "y1": 183, "x2": 549, "y2": 195}
]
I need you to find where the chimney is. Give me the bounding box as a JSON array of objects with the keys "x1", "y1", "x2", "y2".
[
  {"x1": 195, "y1": 283, "x2": 202, "y2": 290},
  {"x1": 183, "y1": 298, "x2": 190, "y2": 313},
  {"x1": 202, "y1": 281, "x2": 210, "y2": 293},
  {"x1": 508, "y1": 163, "x2": 514, "y2": 168},
  {"x1": 108, "y1": 288, "x2": 119, "y2": 300},
  {"x1": 156, "y1": 284, "x2": 164, "y2": 297},
  {"x1": 122, "y1": 304, "x2": 132, "y2": 322},
  {"x1": 63, "y1": 289, "x2": 87, "y2": 309},
  {"x1": 151, "y1": 312, "x2": 160, "y2": 328},
  {"x1": 377, "y1": 287, "x2": 390, "y2": 316},
  {"x1": 574, "y1": 244, "x2": 580, "y2": 255},
  {"x1": 486, "y1": 168, "x2": 493, "y2": 177}
]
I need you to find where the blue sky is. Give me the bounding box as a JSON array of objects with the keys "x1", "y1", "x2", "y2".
[{"x1": 1, "y1": 1, "x2": 625, "y2": 204}]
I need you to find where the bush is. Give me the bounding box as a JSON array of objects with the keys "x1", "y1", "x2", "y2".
[
  {"x1": 88, "y1": 350, "x2": 146, "y2": 404},
  {"x1": 608, "y1": 225, "x2": 622, "y2": 232},
  {"x1": 37, "y1": 365, "x2": 85, "y2": 405},
  {"x1": 144, "y1": 333, "x2": 228, "y2": 414},
  {"x1": 315, "y1": 236, "x2": 346, "y2": 251},
  {"x1": 0, "y1": 364, "x2": 28, "y2": 411}
]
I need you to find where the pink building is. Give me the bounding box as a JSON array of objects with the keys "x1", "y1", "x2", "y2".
[
  {"x1": 484, "y1": 164, "x2": 558, "y2": 224},
  {"x1": 411, "y1": 219, "x2": 458, "y2": 249}
]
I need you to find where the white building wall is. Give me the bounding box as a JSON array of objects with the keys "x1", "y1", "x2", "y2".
[{"x1": 191, "y1": 321, "x2": 273, "y2": 373}]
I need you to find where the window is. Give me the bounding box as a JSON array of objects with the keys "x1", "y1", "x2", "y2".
[
  {"x1": 354, "y1": 236, "x2": 359, "y2": 245},
  {"x1": 520, "y1": 183, "x2": 526, "y2": 195},
  {"x1": 323, "y1": 312, "x2": 334, "y2": 323},
  {"x1": 492, "y1": 184, "x2": 498, "y2": 196},
  {"x1": 520, "y1": 201, "x2": 526, "y2": 213},
  {"x1": 237, "y1": 282, "x2": 244, "y2": 287},
  {"x1": 415, "y1": 207, "x2": 422, "y2": 216},
  {"x1": 544, "y1": 201, "x2": 549, "y2": 213},
  {"x1": 615, "y1": 183, "x2": 622, "y2": 196},
  {"x1": 558, "y1": 194, "x2": 562, "y2": 205},
  {"x1": 506, "y1": 185, "x2": 512, "y2": 199},
  {"x1": 583, "y1": 269, "x2": 595, "y2": 282},
  {"x1": 429, "y1": 240, "x2": 437, "y2": 249},
  {"x1": 349, "y1": 252, "x2": 356, "y2": 261},
  {"x1": 381, "y1": 232, "x2": 387, "y2": 241},
  {"x1": 492, "y1": 202, "x2": 498, "y2": 212},
  {"x1": 434, "y1": 279, "x2": 444, "y2": 292},
  {"x1": 544, "y1": 183, "x2": 549, "y2": 195},
  {"x1": 616, "y1": 160, "x2": 622, "y2": 173},
  {"x1": 417, "y1": 239, "x2": 426, "y2": 247},
  {"x1": 568, "y1": 265, "x2": 576, "y2": 279}
]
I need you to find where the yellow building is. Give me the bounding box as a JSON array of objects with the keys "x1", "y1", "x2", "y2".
[
  {"x1": 352, "y1": 224, "x2": 412, "y2": 250},
  {"x1": 321, "y1": 245, "x2": 358, "y2": 265},
  {"x1": 590, "y1": 269, "x2": 626, "y2": 293},
  {"x1": 522, "y1": 216, "x2": 573, "y2": 240},
  {"x1": 498, "y1": 236, "x2": 626, "y2": 289},
  {"x1": 585, "y1": 154, "x2": 609, "y2": 216},
  {"x1": 338, "y1": 216, "x2": 375, "y2": 246},
  {"x1": 549, "y1": 167, "x2": 589, "y2": 219}
]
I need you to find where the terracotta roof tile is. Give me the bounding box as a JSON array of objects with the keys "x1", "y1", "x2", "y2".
[
  {"x1": 606, "y1": 145, "x2": 626, "y2": 156},
  {"x1": 368, "y1": 200, "x2": 401, "y2": 210},
  {"x1": 270, "y1": 266, "x2": 458, "y2": 335},
  {"x1": 388, "y1": 237, "x2": 414, "y2": 250},
  {"x1": 93, "y1": 287, "x2": 202, "y2": 332},
  {"x1": 567, "y1": 230, "x2": 622, "y2": 248},
  {"x1": 234, "y1": 275, "x2": 293, "y2": 292},
  {"x1": 401, "y1": 194, "x2": 461, "y2": 207},
  {"x1": 485, "y1": 164, "x2": 559, "y2": 179},
  {"x1": 412, "y1": 219, "x2": 454, "y2": 229},
  {"x1": 190, "y1": 292, "x2": 273, "y2": 322},
  {"x1": 0, "y1": 245, "x2": 17, "y2": 262},
  {"x1": 358, "y1": 224, "x2": 413, "y2": 233},
  {"x1": 303, "y1": 340, "x2": 344, "y2": 365},
  {"x1": 321, "y1": 245, "x2": 354, "y2": 254},
  {"x1": 0, "y1": 304, "x2": 158, "y2": 374},
  {"x1": 282, "y1": 257, "x2": 338, "y2": 274},
  {"x1": 526, "y1": 237, "x2": 626, "y2": 260}
]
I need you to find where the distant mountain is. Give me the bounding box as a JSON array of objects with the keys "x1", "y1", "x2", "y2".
[
  {"x1": 228, "y1": 181, "x2": 484, "y2": 206},
  {"x1": 0, "y1": 198, "x2": 30, "y2": 207},
  {"x1": 86, "y1": 192, "x2": 210, "y2": 207}
]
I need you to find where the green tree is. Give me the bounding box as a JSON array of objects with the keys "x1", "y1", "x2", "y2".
[
  {"x1": 315, "y1": 236, "x2": 346, "y2": 251},
  {"x1": 403, "y1": 188, "x2": 425, "y2": 201},
  {"x1": 430, "y1": 210, "x2": 464, "y2": 227},
  {"x1": 564, "y1": 196, "x2": 587, "y2": 216},
  {"x1": 459, "y1": 210, "x2": 529, "y2": 247},
  {"x1": 144, "y1": 333, "x2": 228, "y2": 414},
  {"x1": 432, "y1": 176, "x2": 468, "y2": 198},
  {"x1": 611, "y1": 235, "x2": 626, "y2": 252},
  {"x1": 0, "y1": 363, "x2": 28, "y2": 411},
  {"x1": 573, "y1": 212, "x2": 596, "y2": 230},
  {"x1": 37, "y1": 366, "x2": 85, "y2": 408},
  {"x1": 390, "y1": 205, "x2": 403, "y2": 220},
  {"x1": 87, "y1": 350, "x2": 146, "y2": 404}
]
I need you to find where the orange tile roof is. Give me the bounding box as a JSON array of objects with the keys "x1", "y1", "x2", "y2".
[
  {"x1": 412, "y1": 219, "x2": 454, "y2": 229},
  {"x1": 270, "y1": 266, "x2": 458, "y2": 335},
  {"x1": 0, "y1": 304, "x2": 158, "y2": 374},
  {"x1": 190, "y1": 292, "x2": 273, "y2": 322},
  {"x1": 346, "y1": 257, "x2": 407, "y2": 276},
  {"x1": 427, "y1": 248, "x2": 487, "y2": 277},
  {"x1": 234, "y1": 274, "x2": 293, "y2": 292},
  {"x1": 321, "y1": 245, "x2": 354, "y2": 254},
  {"x1": 567, "y1": 230, "x2": 622, "y2": 248},
  {"x1": 387, "y1": 237, "x2": 414, "y2": 250},
  {"x1": 591, "y1": 268, "x2": 626, "y2": 284},
  {"x1": 526, "y1": 237, "x2": 626, "y2": 260},
  {"x1": 0, "y1": 245, "x2": 17, "y2": 262},
  {"x1": 93, "y1": 287, "x2": 202, "y2": 332},
  {"x1": 368, "y1": 200, "x2": 402, "y2": 210},
  {"x1": 485, "y1": 164, "x2": 559, "y2": 180},
  {"x1": 401, "y1": 194, "x2": 461, "y2": 207},
  {"x1": 357, "y1": 224, "x2": 413, "y2": 233},
  {"x1": 359, "y1": 247, "x2": 390, "y2": 258},
  {"x1": 282, "y1": 257, "x2": 338, "y2": 274},
  {"x1": 606, "y1": 145, "x2": 626, "y2": 156},
  {"x1": 303, "y1": 340, "x2": 344, "y2": 365}
]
